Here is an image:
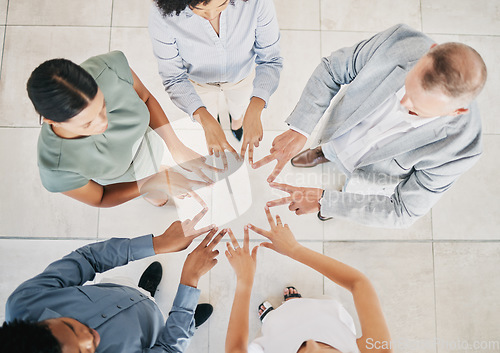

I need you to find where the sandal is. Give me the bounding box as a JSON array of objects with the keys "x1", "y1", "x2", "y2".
[
  {"x1": 284, "y1": 286, "x2": 302, "y2": 301},
  {"x1": 258, "y1": 301, "x2": 274, "y2": 322}
]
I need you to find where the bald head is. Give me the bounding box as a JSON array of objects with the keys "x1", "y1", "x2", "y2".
[{"x1": 422, "y1": 42, "x2": 487, "y2": 108}]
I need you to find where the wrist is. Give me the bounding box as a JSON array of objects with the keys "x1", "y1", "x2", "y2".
[
  {"x1": 247, "y1": 97, "x2": 265, "y2": 115},
  {"x1": 180, "y1": 272, "x2": 199, "y2": 288}
]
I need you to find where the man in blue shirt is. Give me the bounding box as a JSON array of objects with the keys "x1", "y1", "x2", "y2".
[{"x1": 1, "y1": 213, "x2": 225, "y2": 353}]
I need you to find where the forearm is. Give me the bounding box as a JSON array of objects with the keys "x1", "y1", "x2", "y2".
[
  {"x1": 99, "y1": 179, "x2": 150, "y2": 208},
  {"x1": 226, "y1": 280, "x2": 253, "y2": 353},
  {"x1": 291, "y1": 245, "x2": 366, "y2": 292},
  {"x1": 245, "y1": 97, "x2": 265, "y2": 119},
  {"x1": 152, "y1": 284, "x2": 200, "y2": 353}
]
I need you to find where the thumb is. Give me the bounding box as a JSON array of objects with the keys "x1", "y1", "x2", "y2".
[
  {"x1": 259, "y1": 242, "x2": 276, "y2": 251},
  {"x1": 251, "y1": 245, "x2": 259, "y2": 260}
]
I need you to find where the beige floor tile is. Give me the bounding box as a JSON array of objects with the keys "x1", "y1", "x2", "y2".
[
  {"x1": 430, "y1": 34, "x2": 500, "y2": 134},
  {"x1": 0, "y1": 128, "x2": 99, "y2": 238},
  {"x1": 422, "y1": 0, "x2": 500, "y2": 36},
  {"x1": 208, "y1": 241, "x2": 324, "y2": 353},
  {"x1": 320, "y1": 0, "x2": 421, "y2": 32},
  {"x1": 324, "y1": 242, "x2": 436, "y2": 353},
  {"x1": 262, "y1": 30, "x2": 321, "y2": 132},
  {"x1": 0, "y1": 26, "x2": 110, "y2": 127},
  {"x1": 0, "y1": 238, "x2": 92, "y2": 322},
  {"x1": 112, "y1": 0, "x2": 151, "y2": 27},
  {"x1": 0, "y1": 0, "x2": 6, "y2": 24},
  {"x1": 434, "y1": 243, "x2": 500, "y2": 352},
  {"x1": 432, "y1": 135, "x2": 500, "y2": 240},
  {"x1": 7, "y1": 0, "x2": 112, "y2": 26},
  {"x1": 273, "y1": 0, "x2": 320, "y2": 30}
]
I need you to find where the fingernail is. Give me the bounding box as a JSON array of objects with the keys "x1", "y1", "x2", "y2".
[
  {"x1": 265, "y1": 206, "x2": 269, "y2": 211},
  {"x1": 248, "y1": 224, "x2": 252, "y2": 228},
  {"x1": 266, "y1": 202, "x2": 271, "y2": 206},
  {"x1": 244, "y1": 225, "x2": 248, "y2": 230}
]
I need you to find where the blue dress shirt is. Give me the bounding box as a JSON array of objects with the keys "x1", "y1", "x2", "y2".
[
  {"x1": 5, "y1": 235, "x2": 201, "y2": 353},
  {"x1": 149, "y1": 0, "x2": 283, "y2": 117}
]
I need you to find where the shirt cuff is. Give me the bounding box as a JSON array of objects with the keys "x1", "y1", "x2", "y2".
[
  {"x1": 251, "y1": 87, "x2": 270, "y2": 108},
  {"x1": 173, "y1": 284, "x2": 201, "y2": 311},
  {"x1": 129, "y1": 234, "x2": 156, "y2": 261},
  {"x1": 289, "y1": 125, "x2": 310, "y2": 138}
]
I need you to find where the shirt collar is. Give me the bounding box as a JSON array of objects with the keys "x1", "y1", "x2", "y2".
[{"x1": 38, "y1": 308, "x2": 63, "y2": 321}]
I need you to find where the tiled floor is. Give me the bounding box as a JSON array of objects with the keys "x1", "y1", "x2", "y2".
[{"x1": 0, "y1": 1, "x2": 499, "y2": 353}]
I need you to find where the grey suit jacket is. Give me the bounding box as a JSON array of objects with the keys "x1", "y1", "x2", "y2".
[{"x1": 286, "y1": 24, "x2": 482, "y2": 228}]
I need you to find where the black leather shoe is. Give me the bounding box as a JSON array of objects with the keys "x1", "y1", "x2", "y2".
[
  {"x1": 138, "y1": 261, "x2": 162, "y2": 297},
  {"x1": 194, "y1": 303, "x2": 213, "y2": 328},
  {"x1": 317, "y1": 211, "x2": 333, "y2": 222},
  {"x1": 229, "y1": 114, "x2": 243, "y2": 141}
]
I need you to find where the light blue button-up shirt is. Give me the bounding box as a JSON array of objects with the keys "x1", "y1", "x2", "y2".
[
  {"x1": 149, "y1": 0, "x2": 283, "y2": 117},
  {"x1": 5, "y1": 235, "x2": 201, "y2": 353}
]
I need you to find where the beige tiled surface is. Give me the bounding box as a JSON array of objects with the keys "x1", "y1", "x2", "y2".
[
  {"x1": 7, "y1": 0, "x2": 112, "y2": 26},
  {"x1": 0, "y1": 26, "x2": 110, "y2": 127},
  {"x1": 422, "y1": 0, "x2": 500, "y2": 36},
  {"x1": 434, "y1": 243, "x2": 500, "y2": 352},
  {"x1": 324, "y1": 242, "x2": 436, "y2": 353},
  {"x1": 320, "y1": 0, "x2": 421, "y2": 32},
  {"x1": 432, "y1": 135, "x2": 500, "y2": 240},
  {"x1": 274, "y1": 0, "x2": 320, "y2": 30},
  {"x1": 112, "y1": 0, "x2": 152, "y2": 28},
  {"x1": 0, "y1": 128, "x2": 99, "y2": 238},
  {"x1": 0, "y1": 0, "x2": 7, "y2": 25},
  {"x1": 0, "y1": 1, "x2": 499, "y2": 352}
]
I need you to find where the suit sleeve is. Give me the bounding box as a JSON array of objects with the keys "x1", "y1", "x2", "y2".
[
  {"x1": 285, "y1": 24, "x2": 408, "y2": 135},
  {"x1": 319, "y1": 134, "x2": 482, "y2": 228},
  {"x1": 145, "y1": 284, "x2": 201, "y2": 353}
]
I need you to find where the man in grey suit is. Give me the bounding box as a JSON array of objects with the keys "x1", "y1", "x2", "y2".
[{"x1": 253, "y1": 24, "x2": 487, "y2": 228}]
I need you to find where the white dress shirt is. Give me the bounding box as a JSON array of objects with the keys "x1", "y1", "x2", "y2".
[{"x1": 149, "y1": 0, "x2": 283, "y2": 117}]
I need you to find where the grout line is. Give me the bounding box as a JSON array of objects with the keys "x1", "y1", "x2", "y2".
[
  {"x1": 108, "y1": 0, "x2": 114, "y2": 51},
  {"x1": 0, "y1": 0, "x2": 9, "y2": 81},
  {"x1": 419, "y1": 0, "x2": 423, "y2": 32},
  {"x1": 432, "y1": 241, "x2": 439, "y2": 353},
  {"x1": 96, "y1": 208, "x2": 101, "y2": 240}
]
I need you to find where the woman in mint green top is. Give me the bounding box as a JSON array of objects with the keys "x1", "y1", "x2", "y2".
[{"x1": 29, "y1": 51, "x2": 212, "y2": 207}]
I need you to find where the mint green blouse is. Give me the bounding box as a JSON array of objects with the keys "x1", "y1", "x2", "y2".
[{"x1": 37, "y1": 51, "x2": 150, "y2": 192}]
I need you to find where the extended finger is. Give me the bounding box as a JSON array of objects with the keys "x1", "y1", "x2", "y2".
[
  {"x1": 190, "y1": 224, "x2": 216, "y2": 238},
  {"x1": 248, "y1": 224, "x2": 271, "y2": 239},
  {"x1": 226, "y1": 242, "x2": 235, "y2": 256},
  {"x1": 240, "y1": 140, "x2": 249, "y2": 160},
  {"x1": 251, "y1": 245, "x2": 259, "y2": 260},
  {"x1": 264, "y1": 206, "x2": 276, "y2": 228},
  {"x1": 194, "y1": 168, "x2": 214, "y2": 184},
  {"x1": 248, "y1": 145, "x2": 254, "y2": 166},
  {"x1": 207, "y1": 229, "x2": 226, "y2": 250},
  {"x1": 267, "y1": 160, "x2": 286, "y2": 183},
  {"x1": 243, "y1": 225, "x2": 250, "y2": 250},
  {"x1": 199, "y1": 227, "x2": 218, "y2": 248},
  {"x1": 275, "y1": 215, "x2": 283, "y2": 226},
  {"x1": 266, "y1": 196, "x2": 293, "y2": 208},
  {"x1": 220, "y1": 150, "x2": 228, "y2": 170},
  {"x1": 191, "y1": 206, "x2": 209, "y2": 225},
  {"x1": 252, "y1": 154, "x2": 275, "y2": 169},
  {"x1": 269, "y1": 182, "x2": 295, "y2": 193},
  {"x1": 289, "y1": 202, "x2": 299, "y2": 212},
  {"x1": 189, "y1": 191, "x2": 208, "y2": 208},
  {"x1": 227, "y1": 229, "x2": 240, "y2": 249}
]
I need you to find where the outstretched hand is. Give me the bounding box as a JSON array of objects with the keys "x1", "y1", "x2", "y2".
[
  {"x1": 140, "y1": 168, "x2": 209, "y2": 208},
  {"x1": 252, "y1": 129, "x2": 307, "y2": 183},
  {"x1": 248, "y1": 207, "x2": 302, "y2": 258},
  {"x1": 267, "y1": 182, "x2": 323, "y2": 215},
  {"x1": 171, "y1": 144, "x2": 224, "y2": 183},
  {"x1": 152, "y1": 207, "x2": 215, "y2": 254},
  {"x1": 225, "y1": 226, "x2": 259, "y2": 285},
  {"x1": 180, "y1": 228, "x2": 226, "y2": 288}
]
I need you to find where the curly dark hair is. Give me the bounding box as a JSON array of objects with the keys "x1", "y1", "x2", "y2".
[
  {"x1": 0, "y1": 320, "x2": 62, "y2": 353},
  {"x1": 154, "y1": 0, "x2": 247, "y2": 16}
]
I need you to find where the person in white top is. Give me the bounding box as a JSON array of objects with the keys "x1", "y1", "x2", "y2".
[{"x1": 224, "y1": 207, "x2": 392, "y2": 353}]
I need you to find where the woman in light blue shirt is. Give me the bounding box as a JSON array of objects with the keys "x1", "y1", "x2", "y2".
[{"x1": 149, "y1": 0, "x2": 283, "y2": 166}]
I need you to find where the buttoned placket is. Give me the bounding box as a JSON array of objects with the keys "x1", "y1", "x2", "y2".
[{"x1": 200, "y1": 11, "x2": 227, "y2": 83}]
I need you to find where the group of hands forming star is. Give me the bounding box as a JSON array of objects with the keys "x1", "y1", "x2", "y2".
[
  {"x1": 151, "y1": 205, "x2": 300, "y2": 289},
  {"x1": 140, "y1": 129, "x2": 325, "y2": 217}
]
